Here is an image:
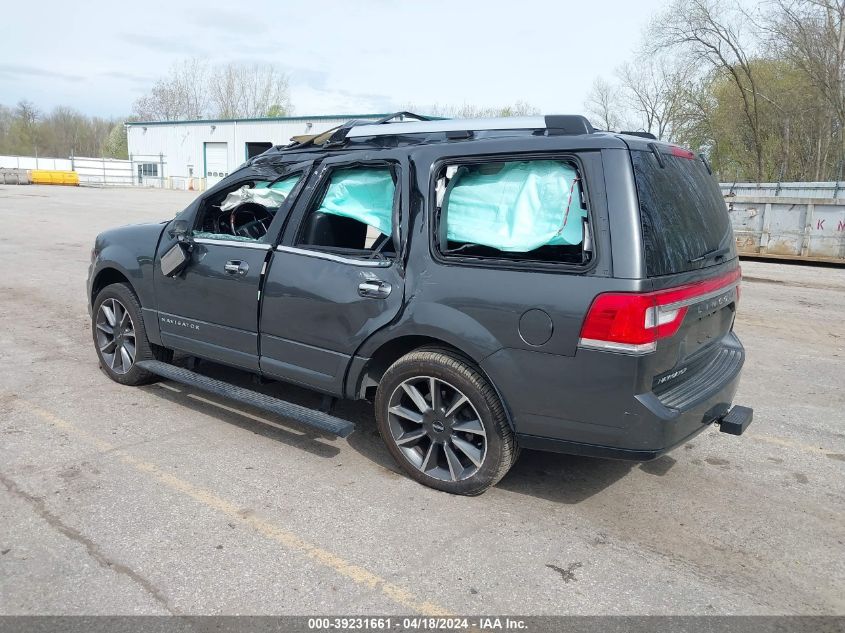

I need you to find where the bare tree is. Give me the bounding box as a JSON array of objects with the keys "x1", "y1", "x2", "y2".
[
  {"x1": 132, "y1": 59, "x2": 291, "y2": 121},
  {"x1": 764, "y1": 0, "x2": 845, "y2": 177},
  {"x1": 584, "y1": 78, "x2": 624, "y2": 130},
  {"x1": 209, "y1": 63, "x2": 292, "y2": 119},
  {"x1": 617, "y1": 56, "x2": 693, "y2": 140},
  {"x1": 651, "y1": 0, "x2": 766, "y2": 180},
  {"x1": 8, "y1": 101, "x2": 41, "y2": 155},
  {"x1": 132, "y1": 59, "x2": 209, "y2": 121}
]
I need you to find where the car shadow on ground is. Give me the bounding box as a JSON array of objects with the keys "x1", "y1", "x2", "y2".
[{"x1": 140, "y1": 357, "x2": 668, "y2": 504}]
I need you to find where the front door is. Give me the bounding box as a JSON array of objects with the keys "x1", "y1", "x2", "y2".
[
  {"x1": 154, "y1": 167, "x2": 309, "y2": 370},
  {"x1": 156, "y1": 238, "x2": 270, "y2": 370},
  {"x1": 259, "y1": 155, "x2": 408, "y2": 394}
]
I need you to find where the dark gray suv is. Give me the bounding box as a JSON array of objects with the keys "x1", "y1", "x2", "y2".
[{"x1": 87, "y1": 113, "x2": 752, "y2": 495}]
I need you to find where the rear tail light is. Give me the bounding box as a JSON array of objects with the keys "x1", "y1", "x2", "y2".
[{"x1": 578, "y1": 269, "x2": 741, "y2": 355}]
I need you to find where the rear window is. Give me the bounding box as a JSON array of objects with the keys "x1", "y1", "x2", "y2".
[{"x1": 631, "y1": 149, "x2": 734, "y2": 277}]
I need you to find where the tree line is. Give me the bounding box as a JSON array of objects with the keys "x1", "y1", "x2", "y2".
[
  {"x1": 0, "y1": 101, "x2": 127, "y2": 160},
  {"x1": 585, "y1": 0, "x2": 845, "y2": 183}
]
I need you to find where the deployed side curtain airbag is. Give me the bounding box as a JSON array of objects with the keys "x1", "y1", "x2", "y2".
[
  {"x1": 316, "y1": 168, "x2": 394, "y2": 236},
  {"x1": 253, "y1": 176, "x2": 299, "y2": 196},
  {"x1": 220, "y1": 184, "x2": 289, "y2": 212},
  {"x1": 443, "y1": 160, "x2": 586, "y2": 252}
]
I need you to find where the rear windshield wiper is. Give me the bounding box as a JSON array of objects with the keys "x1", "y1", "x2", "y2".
[{"x1": 689, "y1": 245, "x2": 731, "y2": 264}]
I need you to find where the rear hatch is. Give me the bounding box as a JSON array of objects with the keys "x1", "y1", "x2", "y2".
[{"x1": 629, "y1": 144, "x2": 741, "y2": 405}]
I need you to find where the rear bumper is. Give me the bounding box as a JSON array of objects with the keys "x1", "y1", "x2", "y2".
[
  {"x1": 481, "y1": 331, "x2": 749, "y2": 460},
  {"x1": 517, "y1": 403, "x2": 753, "y2": 460}
]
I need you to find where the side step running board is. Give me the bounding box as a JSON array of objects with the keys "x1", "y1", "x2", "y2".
[{"x1": 137, "y1": 360, "x2": 355, "y2": 438}]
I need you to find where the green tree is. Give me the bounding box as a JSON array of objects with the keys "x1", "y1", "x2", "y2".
[{"x1": 103, "y1": 123, "x2": 129, "y2": 159}]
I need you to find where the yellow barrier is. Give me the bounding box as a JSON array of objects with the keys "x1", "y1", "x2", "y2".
[{"x1": 29, "y1": 170, "x2": 79, "y2": 186}]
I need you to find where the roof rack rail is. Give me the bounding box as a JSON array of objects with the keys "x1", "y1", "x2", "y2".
[
  {"x1": 320, "y1": 112, "x2": 435, "y2": 147},
  {"x1": 345, "y1": 114, "x2": 594, "y2": 139},
  {"x1": 620, "y1": 130, "x2": 657, "y2": 140},
  {"x1": 372, "y1": 111, "x2": 434, "y2": 124}
]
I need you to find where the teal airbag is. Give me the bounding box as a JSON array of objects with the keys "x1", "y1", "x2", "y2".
[
  {"x1": 317, "y1": 168, "x2": 394, "y2": 236},
  {"x1": 254, "y1": 175, "x2": 299, "y2": 196},
  {"x1": 444, "y1": 161, "x2": 585, "y2": 251}
]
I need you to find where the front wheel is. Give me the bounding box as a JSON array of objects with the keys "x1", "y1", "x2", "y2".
[
  {"x1": 92, "y1": 282, "x2": 170, "y2": 386},
  {"x1": 374, "y1": 348, "x2": 517, "y2": 495}
]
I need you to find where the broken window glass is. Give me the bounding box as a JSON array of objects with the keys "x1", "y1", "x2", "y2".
[{"x1": 193, "y1": 174, "x2": 301, "y2": 241}]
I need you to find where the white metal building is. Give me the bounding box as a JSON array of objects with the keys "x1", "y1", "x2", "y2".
[{"x1": 126, "y1": 113, "x2": 387, "y2": 188}]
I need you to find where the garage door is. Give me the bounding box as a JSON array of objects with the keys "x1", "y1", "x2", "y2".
[{"x1": 204, "y1": 142, "x2": 228, "y2": 188}]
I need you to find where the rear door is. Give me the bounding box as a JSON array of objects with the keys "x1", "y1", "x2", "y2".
[
  {"x1": 629, "y1": 145, "x2": 741, "y2": 394},
  {"x1": 258, "y1": 153, "x2": 407, "y2": 395}
]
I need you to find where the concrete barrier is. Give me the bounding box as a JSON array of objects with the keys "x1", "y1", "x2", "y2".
[{"x1": 0, "y1": 168, "x2": 30, "y2": 185}]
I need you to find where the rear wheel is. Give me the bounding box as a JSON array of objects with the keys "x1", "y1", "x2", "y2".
[
  {"x1": 92, "y1": 283, "x2": 170, "y2": 386},
  {"x1": 375, "y1": 348, "x2": 516, "y2": 495}
]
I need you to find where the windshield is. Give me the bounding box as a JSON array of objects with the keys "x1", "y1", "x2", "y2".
[{"x1": 631, "y1": 149, "x2": 735, "y2": 277}]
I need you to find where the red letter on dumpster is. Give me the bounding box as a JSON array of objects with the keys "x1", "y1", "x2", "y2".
[{"x1": 817, "y1": 219, "x2": 825, "y2": 230}]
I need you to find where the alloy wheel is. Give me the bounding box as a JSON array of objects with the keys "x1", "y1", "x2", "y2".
[
  {"x1": 387, "y1": 376, "x2": 487, "y2": 482},
  {"x1": 95, "y1": 298, "x2": 136, "y2": 375}
]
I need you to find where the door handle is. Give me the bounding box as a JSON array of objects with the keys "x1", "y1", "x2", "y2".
[
  {"x1": 358, "y1": 280, "x2": 392, "y2": 299},
  {"x1": 224, "y1": 260, "x2": 248, "y2": 276}
]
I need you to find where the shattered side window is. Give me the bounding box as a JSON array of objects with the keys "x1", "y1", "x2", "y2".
[
  {"x1": 193, "y1": 174, "x2": 301, "y2": 242},
  {"x1": 436, "y1": 159, "x2": 590, "y2": 265}
]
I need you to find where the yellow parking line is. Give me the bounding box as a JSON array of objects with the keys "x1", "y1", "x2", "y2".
[{"x1": 14, "y1": 397, "x2": 452, "y2": 616}]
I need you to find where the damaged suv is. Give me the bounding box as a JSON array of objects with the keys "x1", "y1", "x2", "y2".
[{"x1": 88, "y1": 113, "x2": 752, "y2": 495}]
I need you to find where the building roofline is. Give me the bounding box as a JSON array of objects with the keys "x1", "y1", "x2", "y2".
[{"x1": 125, "y1": 113, "x2": 392, "y2": 127}]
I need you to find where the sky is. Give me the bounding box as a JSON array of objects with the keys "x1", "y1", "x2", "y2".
[{"x1": 0, "y1": 0, "x2": 670, "y2": 119}]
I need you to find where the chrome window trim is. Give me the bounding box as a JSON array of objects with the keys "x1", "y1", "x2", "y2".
[
  {"x1": 192, "y1": 238, "x2": 271, "y2": 250},
  {"x1": 275, "y1": 245, "x2": 392, "y2": 268}
]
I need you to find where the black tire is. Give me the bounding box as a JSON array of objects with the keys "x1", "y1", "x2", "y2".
[
  {"x1": 91, "y1": 282, "x2": 171, "y2": 386},
  {"x1": 375, "y1": 347, "x2": 516, "y2": 495}
]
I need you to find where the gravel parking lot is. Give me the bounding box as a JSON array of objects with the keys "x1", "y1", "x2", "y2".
[{"x1": 1, "y1": 185, "x2": 843, "y2": 616}]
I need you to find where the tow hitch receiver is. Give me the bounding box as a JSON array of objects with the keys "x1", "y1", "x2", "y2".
[{"x1": 718, "y1": 405, "x2": 753, "y2": 436}]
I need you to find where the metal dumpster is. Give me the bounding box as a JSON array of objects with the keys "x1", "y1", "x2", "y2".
[{"x1": 726, "y1": 195, "x2": 845, "y2": 264}]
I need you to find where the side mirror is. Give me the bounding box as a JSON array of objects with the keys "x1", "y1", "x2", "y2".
[
  {"x1": 160, "y1": 242, "x2": 192, "y2": 277},
  {"x1": 169, "y1": 219, "x2": 190, "y2": 240}
]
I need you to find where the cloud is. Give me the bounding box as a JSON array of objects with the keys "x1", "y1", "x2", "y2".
[
  {"x1": 98, "y1": 70, "x2": 156, "y2": 85},
  {"x1": 0, "y1": 64, "x2": 84, "y2": 82},
  {"x1": 121, "y1": 33, "x2": 203, "y2": 55},
  {"x1": 290, "y1": 83, "x2": 395, "y2": 116},
  {"x1": 192, "y1": 12, "x2": 269, "y2": 36}
]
